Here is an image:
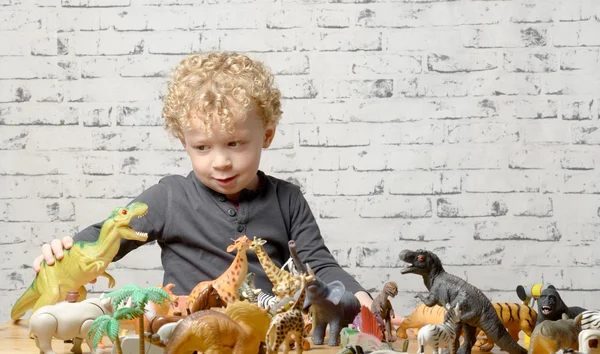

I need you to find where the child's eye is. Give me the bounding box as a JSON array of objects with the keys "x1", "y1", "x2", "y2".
[
  {"x1": 229, "y1": 141, "x2": 242, "y2": 147},
  {"x1": 197, "y1": 145, "x2": 208, "y2": 151}
]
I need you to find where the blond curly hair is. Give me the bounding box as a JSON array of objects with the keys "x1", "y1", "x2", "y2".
[{"x1": 162, "y1": 52, "x2": 283, "y2": 140}]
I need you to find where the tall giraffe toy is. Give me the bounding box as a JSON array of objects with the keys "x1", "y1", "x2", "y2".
[
  {"x1": 186, "y1": 235, "x2": 252, "y2": 312},
  {"x1": 266, "y1": 273, "x2": 315, "y2": 354},
  {"x1": 249, "y1": 237, "x2": 303, "y2": 299}
]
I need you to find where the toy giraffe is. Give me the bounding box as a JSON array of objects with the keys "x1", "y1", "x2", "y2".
[
  {"x1": 266, "y1": 273, "x2": 315, "y2": 354},
  {"x1": 249, "y1": 237, "x2": 302, "y2": 299},
  {"x1": 186, "y1": 235, "x2": 252, "y2": 311}
]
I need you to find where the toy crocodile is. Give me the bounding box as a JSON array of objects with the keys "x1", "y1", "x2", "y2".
[
  {"x1": 11, "y1": 202, "x2": 149, "y2": 320},
  {"x1": 399, "y1": 249, "x2": 527, "y2": 354}
]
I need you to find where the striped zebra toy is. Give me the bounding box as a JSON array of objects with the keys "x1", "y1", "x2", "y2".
[{"x1": 417, "y1": 304, "x2": 461, "y2": 354}]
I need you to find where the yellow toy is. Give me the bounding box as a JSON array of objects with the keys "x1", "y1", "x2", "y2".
[{"x1": 11, "y1": 202, "x2": 149, "y2": 320}]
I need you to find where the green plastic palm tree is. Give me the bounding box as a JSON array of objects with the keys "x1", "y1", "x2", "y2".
[
  {"x1": 89, "y1": 307, "x2": 144, "y2": 354},
  {"x1": 104, "y1": 284, "x2": 171, "y2": 354}
]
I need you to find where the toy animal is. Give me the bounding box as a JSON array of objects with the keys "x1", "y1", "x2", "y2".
[
  {"x1": 266, "y1": 274, "x2": 314, "y2": 354},
  {"x1": 578, "y1": 329, "x2": 600, "y2": 354},
  {"x1": 399, "y1": 249, "x2": 527, "y2": 354},
  {"x1": 164, "y1": 301, "x2": 271, "y2": 354},
  {"x1": 396, "y1": 304, "x2": 446, "y2": 339},
  {"x1": 11, "y1": 203, "x2": 149, "y2": 320},
  {"x1": 417, "y1": 304, "x2": 461, "y2": 354},
  {"x1": 528, "y1": 313, "x2": 582, "y2": 354},
  {"x1": 371, "y1": 281, "x2": 398, "y2": 342},
  {"x1": 186, "y1": 235, "x2": 252, "y2": 311},
  {"x1": 29, "y1": 297, "x2": 114, "y2": 354},
  {"x1": 238, "y1": 272, "x2": 262, "y2": 303},
  {"x1": 580, "y1": 310, "x2": 600, "y2": 330},
  {"x1": 250, "y1": 236, "x2": 303, "y2": 299},
  {"x1": 536, "y1": 285, "x2": 586, "y2": 325},
  {"x1": 288, "y1": 240, "x2": 361, "y2": 346}
]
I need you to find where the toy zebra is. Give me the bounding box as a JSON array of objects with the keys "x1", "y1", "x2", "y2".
[
  {"x1": 580, "y1": 310, "x2": 600, "y2": 330},
  {"x1": 417, "y1": 304, "x2": 461, "y2": 354},
  {"x1": 257, "y1": 291, "x2": 278, "y2": 310}
]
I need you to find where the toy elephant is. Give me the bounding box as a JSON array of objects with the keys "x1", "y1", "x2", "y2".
[
  {"x1": 288, "y1": 240, "x2": 360, "y2": 346},
  {"x1": 29, "y1": 297, "x2": 114, "y2": 354}
]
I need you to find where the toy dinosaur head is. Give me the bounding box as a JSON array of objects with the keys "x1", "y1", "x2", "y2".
[
  {"x1": 108, "y1": 202, "x2": 149, "y2": 242},
  {"x1": 399, "y1": 249, "x2": 443, "y2": 276}
]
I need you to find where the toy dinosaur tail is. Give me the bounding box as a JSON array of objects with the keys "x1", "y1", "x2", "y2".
[
  {"x1": 11, "y1": 283, "x2": 39, "y2": 321},
  {"x1": 478, "y1": 306, "x2": 527, "y2": 354}
]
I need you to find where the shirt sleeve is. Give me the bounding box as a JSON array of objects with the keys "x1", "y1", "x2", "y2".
[
  {"x1": 72, "y1": 181, "x2": 169, "y2": 262},
  {"x1": 288, "y1": 188, "x2": 368, "y2": 296}
]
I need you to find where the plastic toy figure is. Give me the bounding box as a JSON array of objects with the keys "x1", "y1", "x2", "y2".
[
  {"x1": 371, "y1": 281, "x2": 398, "y2": 342},
  {"x1": 29, "y1": 297, "x2": 114, "y2": 354},
  {"x1": 11, "y1": 202, "x2": 149, "y2": 320},
  {"x1": 185, "y1": 235, "x2": 252, "y2": 311},
  {"x1": 399, "y1": 249, "x2": 527, "y2": 354},
  {"x1": 250, "y1": 237, "x2": 303, "y2": 299},
  {"x1": 528, "y1": 313, "x2": 582, "y2": 354},
  {"x1": 417, "y1": 304, "x2": 461, "y2": 354},
  {"x1": 535, "y1": 285, "x2": 586, "y2": 325}
]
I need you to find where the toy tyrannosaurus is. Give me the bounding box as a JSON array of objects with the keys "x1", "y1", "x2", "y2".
[
  {"x1": 399, "y1": 249, "x2": 527, "y2": 354},
  {"x1": 11, "y1": 202, "x2": 149, "y2": 320}
]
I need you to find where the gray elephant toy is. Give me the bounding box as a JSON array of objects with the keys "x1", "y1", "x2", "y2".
[{"x1": 288, "y1": 240, "x2": 361, "y2": 346}]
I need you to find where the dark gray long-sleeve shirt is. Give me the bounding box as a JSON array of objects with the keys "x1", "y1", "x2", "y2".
[{"x1": 74, "y1": 171, "x2": 366, "y2": 296}]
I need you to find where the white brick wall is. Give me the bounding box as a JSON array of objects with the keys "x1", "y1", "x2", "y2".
[{"x1": 2, "y1": 0, "x2": 600, "y2": 323}]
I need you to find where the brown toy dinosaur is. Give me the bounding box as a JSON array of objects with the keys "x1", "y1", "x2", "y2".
[
  {"x1": 371, "y1": 281, "x2": 398, "y2": 342},
  {"x1": 164, "y1": 301, "x2": 271, "y2": 354},
  {"x1": 186, "y1": 235, "x2": 252, "y2": 311}
]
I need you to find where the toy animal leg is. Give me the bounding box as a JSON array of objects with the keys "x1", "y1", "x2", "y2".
[
  {"x1": 456, "y1": 324, "x2": 477, "y2": 354},
  {"x1": 282, "y1": 332, "x2": 294, "y2": 354},
  {"x1": 327, "y1": 321, "x2": 342, "y2": 346},
  {"x1": 385, "y1": 320, "x2": 396, "y2": 342},
  {"x1": 312, "y1": 321, "x2": 327, "y2": 345},
  {"x1": 70, "y1": 337, "x2": 83, "y2": 353},
  {"x1": 292, "y1": 331, "x2": 304, "y2": 354},
  {"x1": 80, "y1": 319, "x2": 101, "y2": 354},
  {"x1": 33, "y1": 334, "x2": 56, "y2": 354},
  {"x1": 417, "y1": 336, "x2": 424, "y2": 354}
]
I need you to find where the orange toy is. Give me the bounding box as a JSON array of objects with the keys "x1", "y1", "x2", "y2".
[
  {"x1": 186, "y1": 235, "x2": 252, "y2": 311},
  {"x1": 397, "y1": 304, "x2": 446, "y2": 339}
]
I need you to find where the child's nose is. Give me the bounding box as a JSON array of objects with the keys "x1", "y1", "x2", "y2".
[{"x1": 212, "y1": 152, "x2": 232, "y2": 169}]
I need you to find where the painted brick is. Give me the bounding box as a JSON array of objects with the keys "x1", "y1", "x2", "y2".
[
  {"x1": 28, "y1": 126, "x2": 94, "y2": 150},
  {"x1": 269, "y1": 125, "x2": 295, "y2": 150},
  {"x1": 378, "y1": 122, "x2": 445, "y2": 145},
  {"x1": 91, "y1": 127, "x2": 180, "y2": 151},
  {"x1": 352, "y1": 146, "x2": 433, "y2": 172},
  {"x1": 61, "y1": 78, "x2": 164, "y2": 102},
  {"x1": 312, "y1": 172, "x2": 385, "y2": 196},
  {"x1": 118, "y1": 55, "x2": 180, "y2": 78},
  {"x1": 115, "y1": 103, "x2": 164, "y2": 126},
  {"x1": 509, "y1": 148, "x2": 556, "y2": 169},
  {"x1": 427, "y1": 52, "x2": 499, "y2": 73},
  {"x1": 80, "y1": 105, "x2": 112, "y2": 127},
  {"x1": 318, "y1": 197, "x2": 357, "y2": 219},
  {"x1": 316, "y1": 8, "x2": 351, "y2": 28},
  {"x1": 560, "y1": 171, "x2": 600, "y2": 194},
  {"x1": 470, "y1": 74, "x2": 541, "y2": 96},
  {"x1": 396, "y1": 75, "x2": 468, "y2": 98},
  {"x1": 57, "y1": 60, "x2": 79, "y2": 81},
  {"x1": 521, "y1": 121, "x2": 571, "y2": 144},
  {"x1": 352, "y1": 54, "x2": 422, "y2": 75},
  {"x1": 462, "y1": 25, "x2": 547, "y2": 48},
  {"x1": 350, "y1": 100, "x2": 425, "y2": 122},
  {"x1": 0, "y1": 105, "x2": 78, "y2": 125},
  {"x1": 473, "y1": 219, "x2": 562, "y2": 241},
  {"x1": 0, "y1": 80, "x2": 59, "y2": 103},
  {"x1": 553, "y1": 22, "x2": 600, "y2": 47},
  {"x1": 560, "y1": 149, "x2": 596, "y2": 170},
  {"x1": 73, "y1": 31, "x2": 144, "y2": 56},
  {"x1": 0, "y1": 32, "x2": 29, "y2": 55},
  {"x1": 251, "y1": 52, "x2": 309, "y2": 75},
  {"x1": 29, "y1": 222, "x2": 80, "y2": 246},
  {"x1": 0, "y1": 127, "x2": 28, "y2": 150},
  {"x1": 298, "y1": 124, "x2": 369, "y2": 147},
  {"x1": 544, "y1": 73, "x2": 600, "y2": 95},
  {"x1": 0, "y1": 152, "x2": 79, "y2": 175},
  {"x1": 562, "y1": 99, "x2": 595, "y2": 120},
  {"x1": 0, "y1": 57, "x2": 55, "y2": 79},
  {"x1": 61, "y1": 0, "x2": 130, "y2": 7},
  {"x1": 107, "y1": 8, "x2": 191, "y2": 31},
  {"x1": 220, "y1": 30, "x2": 295, "y2": 52},
  {"x1": 503, "y1": 51, "x2": 558, "y2": 73},
  {"x1": 552, "y1": 195, "x2": 600, "y2": 221},
  {"x1": 260, "y1": 150, "x2": 316, "y2": 173},
  {"x1": 424, "y1": 98, "x2": 499, "y2": 120},
  {"x1": 447, "y1": 123, "x2": 520, "y2": 144},
  {"x1": 131, "y1": 0, "x2": 196, "y2": 5},
  {"x1": 432, "y1": 146, "x2": 505, "y2": 170},
  {"x1": 358, "y1": 196, "x2": 432, "y2": 218},
  {"x1": 78, "y1": 153, "x2": 116, "y2": 175},
  {"x1": 463, "y1": 171, "x2": 540, "y2": 193},
  {"x1": 509, "y1": 0, "x2": 555, "y2": 23},
  {"x1": 57, "y1": 9, "x2": 106, "y2": 32},
  {"x1": 509, "y1": 195, "x2": 553, "y2": 217},
  {"x1": 572, "y1": 123, "x2": 600, "y2": 145},
  {"x1": 560, "y1": 49, "x2": 599, "y2": 71},
  {"x1": 277, "y1": 76, "x2": 318, "y2": 99},
  {"x1": 82, "y1": 176, "x2": 147, "y2": 198},
  {"x1": 320, "y1": 79, "x2": 392, "y2": 99},
  {"x1": 388, "y1": 171, "x2": 461, "y2": 195},
  {"x1": 556, "y1": 0, "x2": 594, "y2": 22},
  {"x1": 118, "y1": 151, "x2": 190, "y2": 175},
  {"x1": 298, "y1": 29, "x2": 382, "y2": 52},
  {"x1": 358, "y1": 2, "x2": 504, "y2": 28},
  {"x1": 203, "y1": 6, "x2": 262, "y2": 30},
  {"x1": 266, "y1": 8, "x2": 311, "y2": 29},
  {"x1": 145, "y1": 31, "x2": 204, "y2": 54},
  {"x1": 565, "y1": 222, "x2": 600, "y2": 243},
  {"x1": 0, "y1": 200, "x2": 75, "y2": 222},
  {"x1": 498, "y1": 98, "x2": 557, "y2": 119},
  {"x1": 0, "y1": 223, "x2": 30, "y2": 244},
  {"x1": 31, "y1": 36, "x2": 57, "y2": 56},
  {"x1": 0, "y1": 11, "x2": 44, "y2": 31},
  {"x1": 386, "y1": 28, "x2": 463, "y2": 51},
  {"x1": 437, "y1": 195, "x2": 508, "y2": 218}
]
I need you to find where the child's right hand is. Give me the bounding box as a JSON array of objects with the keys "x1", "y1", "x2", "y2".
[{"x1": 33, "y1": 236, "x2": 74, "y2": 272}]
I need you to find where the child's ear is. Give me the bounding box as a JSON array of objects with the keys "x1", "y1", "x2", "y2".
[{"x1": 263, "y1": 124, "x2": 276, "y2": 148}]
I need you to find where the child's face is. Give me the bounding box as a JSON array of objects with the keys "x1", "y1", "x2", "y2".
[{"x1": 180, "y1": 104, "x2": 275, "y2": 201}]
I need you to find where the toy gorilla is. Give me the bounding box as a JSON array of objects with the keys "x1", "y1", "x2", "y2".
[{"x1": 536, "y1": 285, "x2": 587, "y2": 325}]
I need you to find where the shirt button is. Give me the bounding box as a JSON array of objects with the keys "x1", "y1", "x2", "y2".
[
  {"x1": 218, "y1": 195, "x2": 227, "y2": 202},
  {"x1": 237, "y1": 224, "x2": 245, "y2": 232},
  {"x1": 227, "y1": 208, "x2": 237, "y2": 217}
]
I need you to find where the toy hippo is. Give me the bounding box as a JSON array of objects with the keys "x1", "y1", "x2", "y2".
[{"x1": 29, "y1": 296, "x2": 114, "y2": 354}]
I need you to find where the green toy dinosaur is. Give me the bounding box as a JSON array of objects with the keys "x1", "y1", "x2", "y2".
[{"x1": 11, "y1": 202, "x2": 149, "y2": 321}]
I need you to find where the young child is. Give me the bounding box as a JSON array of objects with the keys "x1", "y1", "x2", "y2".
[{"x1": 32, "y1": 52, "x2": 373, "y2": 307}]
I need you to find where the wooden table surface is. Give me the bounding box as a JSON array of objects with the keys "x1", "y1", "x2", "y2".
[{"x1": 0, "y1": 320, "x2": 513, "y2": 354}]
